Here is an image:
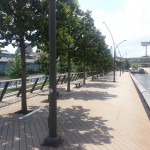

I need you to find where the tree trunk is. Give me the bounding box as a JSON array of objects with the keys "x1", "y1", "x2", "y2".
[
  {"x1": 67, "y1": 46, "x2": 71, "y2": 92},
  {"x1": 83, "y1": 55, "x2": 86, "y2": 84},
  {"x1": 20, "y1": 38, "x2": 27, "y2": 114}
]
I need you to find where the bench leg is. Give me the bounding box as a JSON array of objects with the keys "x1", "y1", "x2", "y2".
[{"x1": 75, "y1": 83, "x2": 80, "y2": 88}]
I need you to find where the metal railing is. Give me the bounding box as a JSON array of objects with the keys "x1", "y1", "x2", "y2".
[{"x1": 0, "y1": 71, "x2": 107, "y2": 101}]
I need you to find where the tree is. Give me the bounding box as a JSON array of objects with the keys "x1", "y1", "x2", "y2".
[
  {"x1": 56, "y1": 0, "x2": 82, "y2": 91},
  {"x1": 124, "y1": 59, "x2": 131, "y2": 70},
  {"x1": 35, "y1": 0, "x2": 113, "y2": 82},
  {"x1": 0, "y1": 0, "x2": 42, "y2": 114},
  {"x1": 5, "y1": 51, "x2": 21, "y2": 78},
  {"x1": 73, "y1": 10, "x2": 112, "y2": 74}
]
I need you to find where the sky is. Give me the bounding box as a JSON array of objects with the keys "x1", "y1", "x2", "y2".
[{"x1": 78, "y1": 0, "x2": 150, "y2": 58}]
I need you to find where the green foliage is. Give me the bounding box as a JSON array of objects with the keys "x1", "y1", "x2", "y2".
[
  {"x1": 5, "y1": 51, "x2": 21, "y2": 79},
  {"x1": 131, "y1": 63, "x2": 138, "y2": 70},
  {"x1": 33, "y1": 0, "x2": 113, "y2": 74},
  {"x1": 124, "y1": 59, "x2": 131, "y2": 70},
  {"x1": 35, "y1": 51, "x2": 49, "y2": 75},
  {"x1": 0, "y1": 0, "x2": 46, "y2": 113},
  {"x1": 1, "y1": 0, "x2": 113, "y2": 75},
  {"x1": 0, "y1": 0, "x2": 114, "y2": 112},
  {"x1": 0, "y1": 0, "x2": 42, "y2": 47},
  {"x1": 57, "y1": 57, "x2": 68, "y2": 73}
]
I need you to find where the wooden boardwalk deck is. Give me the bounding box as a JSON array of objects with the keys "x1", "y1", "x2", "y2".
[{"x1": 0, "y1": 72, "x2": 150, "y2": 150}]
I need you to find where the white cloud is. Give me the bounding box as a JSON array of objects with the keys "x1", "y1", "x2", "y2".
[
  {"x1": 90, "y1": 0, "x2": 150, "y2": 57},
  {"x1": 2, "y1": 45, "x2": 16, "y2": 54}
]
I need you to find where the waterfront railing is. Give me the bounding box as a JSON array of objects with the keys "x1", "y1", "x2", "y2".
[{"x1": 0, "y1": 70, "x2": 107, "y2": 102}]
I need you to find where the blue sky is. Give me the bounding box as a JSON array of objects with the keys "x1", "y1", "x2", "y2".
[{"x1": 78, "y1": 0, "x2": 150, "y2": 58}]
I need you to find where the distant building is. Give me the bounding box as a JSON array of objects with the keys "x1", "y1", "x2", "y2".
[
  {"x1": 115, "y1": 57, "x2": 125, "y2": 69},
  {"x1": 128, "y1": 56, "x2": 150, "y2": 67},
  {"x1": 0, "y1": 49, "x2": 39, "y2": 75},
  {"x1": 17, "y1": 43, "x2": 33, "y2": 54},
  {"x1": 0, "y1": 49, "x2": 15, "y2": 58}
]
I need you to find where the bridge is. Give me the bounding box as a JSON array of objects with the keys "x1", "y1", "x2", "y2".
[{"x1": 128, "y1": 56, "x2": 150, "y2": 67}]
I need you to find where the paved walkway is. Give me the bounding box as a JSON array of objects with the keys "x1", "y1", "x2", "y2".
[{"x1": 0, "y1": 71, "x2": 150, "y2": 150}]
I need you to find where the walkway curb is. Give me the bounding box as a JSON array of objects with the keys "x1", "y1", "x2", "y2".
[{"x1": 130, "y1": 73, "x2": 150, "y2": 110}]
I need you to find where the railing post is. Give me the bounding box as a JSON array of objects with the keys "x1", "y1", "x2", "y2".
[
  {"x1": 30, "y1": 78, "x2": 39, "y2": 93},
  {"x1": 70, "y1": 74, "x2": 74, "y2": 81},
  {"x1": 41, "y1": 76, "x2": 48, "y2": 90},
  {"x1": 17, "y1": 86, "x2": 22, "y2": 97},
  {"x1": 61, "y1": 75, "x2": 66, "y2": 84},
  {"x1": 0, "y1": 81, "x2": 9, "y2": 101},
  {"x1": 56, "y1": 76, "x2": 61, "y2": 84},
  {"x1": 73, "y1": 74, "x2": 77, "y2": 81}
]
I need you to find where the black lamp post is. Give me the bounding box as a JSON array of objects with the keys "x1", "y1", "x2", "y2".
[
  {"x1": 43, "y1": 0, "x2": 61, "y2": 147},
  {"x1": 118, "y1": 49, "x2": 122, "y2": 76},
  {"x1": 102, "y1": 22, "x2": 116, "y2": 82},
  {"x1": 115, "y1": 40, "x2": 127, "y2": 76}
]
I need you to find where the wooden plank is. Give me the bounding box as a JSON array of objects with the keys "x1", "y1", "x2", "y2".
[
  {"x1": 35, "y1": 118, "x2": 50, "y2": 150},
  {"x1": 58, "y1": 110, "x2": 90, "y2": 150},
  {"x1": 58, "y1": 115, "x2": 81, "y2": 149},
  {"x1": 0, "y1": 117, "x2": 5, "y2": 138},
  {"x1": 38, "y1": 115, "x2": 48, "y2": 137},
  {"x1": 41, "y1": 111, "x2": 76, "y2": 149},
  {"x1": 19, "y1": 122, "x2": 26, "y2": 150},
  {"x1": 59, "y1": 103, "x2": 105, "y2": 150},
  {"x1": 57, "y1": 116, "x2": 73, "y2": 150},
  {"x1": 42, "y1": 115, "x2": 65, "y2": 150},
  {"x1": 24, "y1": 122, "x2": 33, "y2": 150},
  {"x1": 34, "y1": 118, "x2": 44, "y2": 144},
  {"x1": 30, "y1": 121, "x2": 41, "y2": 149},
  {"x1": 5, "y1": 121, "x2": 14, "y2": 150},
  {"x1": 0, "y1": 117, "x2": 6, "y2": 150},
  {"x1": 12, "y1": 121, "x2": 20, "y2": 150},
  {"x1": 0, "y1": 121, "x2": 9, "y2": 150},
  {"x1": 37, "y1": 115, "x2": 50, "y2": 150}
]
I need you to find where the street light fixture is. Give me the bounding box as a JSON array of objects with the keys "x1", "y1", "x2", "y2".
[
  {"x1": 121, "y1": 53, "x2": 127, "y2": 74},
  {"x1": 115, "y1": 40, "x2": 127, "y2": 76},
  {"x1": 102, "y1": 22, "x2": 116, "y2": 82},
  {"x1": 43, "y1": 0, "x2": 61, "y2": 147},
  {"x1": 115, "y1": 40, "x2": 127, "y2": 50}
]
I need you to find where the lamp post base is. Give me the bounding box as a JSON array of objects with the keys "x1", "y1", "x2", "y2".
[{"x1": 42, "y1": 135, "x2": 62, "y2": 148}]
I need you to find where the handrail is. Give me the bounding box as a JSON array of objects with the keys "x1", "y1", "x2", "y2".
[{"x1": 0, "y1": 70, "x2": 107, "y2": 101}]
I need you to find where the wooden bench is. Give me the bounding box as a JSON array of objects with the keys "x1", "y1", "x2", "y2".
[
  {"x1": 92, "y1": 75, "x2": 98, "y2": 80},
  {"x1": 75, "y1": 82, "x2": 81, "y2": 88}
]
